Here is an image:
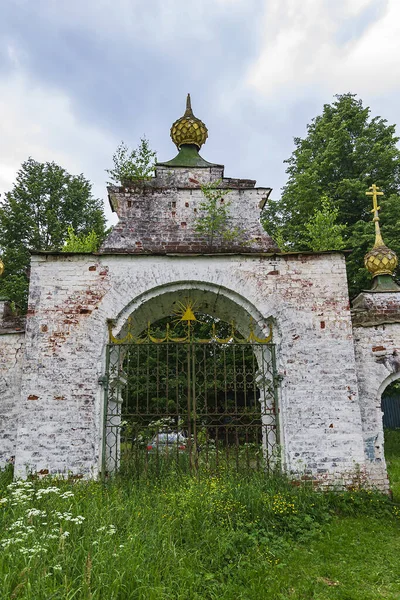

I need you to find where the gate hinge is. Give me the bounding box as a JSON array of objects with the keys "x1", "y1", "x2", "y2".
[
  {"x1": 273, "y1": 372, "x2": 284, "y2": 384},
  {"x1": 98, "y1": 374, "x2": 109, "y2": 388}
]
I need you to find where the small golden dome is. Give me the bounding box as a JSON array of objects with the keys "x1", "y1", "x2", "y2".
[
  {"x1": 170, "y1": 94, "x2": 208, "y2": 150},
  {"x1": 364, "y1": 244, "x2": 398, "y2": 277},
  {"x1": 364, "y1": 184, "x2": 398, "y2": 280},
  {"x1": 0, "y1": 259, "x2": 4, "y2": 277}
]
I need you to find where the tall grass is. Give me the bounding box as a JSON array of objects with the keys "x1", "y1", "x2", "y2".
[{"x1": 0, "y1": 437, "x2": 400, "y2": 599}]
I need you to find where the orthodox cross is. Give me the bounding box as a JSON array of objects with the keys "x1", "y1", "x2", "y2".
[
  {"x1": 366, "y1": 184, "x2": 384, "y2": 222},
  {"x1": 366, "y1": 184, "x2": 384, "y2": 246}
]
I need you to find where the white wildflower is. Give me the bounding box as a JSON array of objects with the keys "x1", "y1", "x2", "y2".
[
  {"x1": 26, "y1": 508, "x2": 46, "y2": 518},
  {"x1": 60, "y1": 491, "x2": 74, "y2": 499},
  {"x1": 36, "y1": 487, "x2": 61, "y2": 498}
]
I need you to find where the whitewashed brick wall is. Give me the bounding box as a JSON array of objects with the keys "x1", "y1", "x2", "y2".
[
  {"x1": 0, "y1": 331, "x2": 25, "y2": 468},
  {"x1": 352, "y1": 291, "x2": 400, "y2": 492},
  {"x1": 13, "y1": 251, "x2": 369, "y2": 486}
]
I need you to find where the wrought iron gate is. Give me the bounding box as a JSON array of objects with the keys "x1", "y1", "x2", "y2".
[{"x1": 102, "y1": 305, "x2": 279, "y2": 477}]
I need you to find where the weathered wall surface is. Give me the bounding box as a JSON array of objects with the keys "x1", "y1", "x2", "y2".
[
  {"x1": 0, "y1": 331, "x2": 25, "y2": 468},
  {"x1": 101, "y1": 165, "x2": 277, "y2": 254},
  {"x1": 352, "y1": 291, "x2": 400, "y2": 491},
  {"x1": 15, "y1": 251, "x2": 367, "y2": 487}
]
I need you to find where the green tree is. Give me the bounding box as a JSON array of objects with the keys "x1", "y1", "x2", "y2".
[
  {"x1": 304, "y1": 196, "x2": 346, "y2": 251},
  {"x1": 62, "y1": 227, "x2": 102, "y2": 252},
  {"x1": 262, "y1": 94, "x2": 400, "y2": 296},
  {"x1": 106, "y1": 138, "x2": 157, "y2": 185},
  {"x1": 195, "y1": 180, "x2": 245, "y2": 248},
  {"x1": 0, "y1": 158, "x2": 107, "y2": 310}
]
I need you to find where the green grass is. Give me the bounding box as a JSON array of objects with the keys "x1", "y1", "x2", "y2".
[{"x1": 1, "y1": 434, "x2": 400, "y2": 599}]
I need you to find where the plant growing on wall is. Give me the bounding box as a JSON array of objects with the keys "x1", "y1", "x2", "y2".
[
  {"x1": 304, "y1": 196, "x2": 346, "y2": 251},
  {"x1": 62, "y1": 227, "x2": 103, "y2": 252},
  {"x1": 195, "y1": 180, "x2": 245, "y2": 247},
  {"x1": 106, "y1": 138, "x2": 157, "y2": 185}
]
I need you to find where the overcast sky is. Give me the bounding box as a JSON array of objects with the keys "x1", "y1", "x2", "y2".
[{"x1": 0, "y1": 0, "x2": 399, "y2": 224}]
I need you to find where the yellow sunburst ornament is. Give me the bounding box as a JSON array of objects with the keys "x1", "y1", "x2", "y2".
[
  {"x1": 173, "y1": 299, "x2": 197, "y2": 323},
  {"x1": 364, "y1": 184, "x2": 399, "y2": 290}
]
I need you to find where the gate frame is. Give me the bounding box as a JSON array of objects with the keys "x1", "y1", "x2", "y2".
[{"x1": 101, "y1": 310, "x2": 280, "y2": 478}]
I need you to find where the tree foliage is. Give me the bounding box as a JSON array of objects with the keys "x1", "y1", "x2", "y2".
[
  {"x1": 195, "y1": 180, "x2": 245, "y2": 247},
  {"x1": 0, "y1": 158, "x2": 107, "y2": 309},
  {"x1": 262, "y1": 94, "x2": 400, "y2": 296},
  {"x1": 62, "y1": 227, "x2": 102, "y2": 253},
  {"x1": 106, "y1": 138, "x2": 157, "y2": 185},
  {"x1": 304, "y1": 196, "x2": 346, "y2": 252}
]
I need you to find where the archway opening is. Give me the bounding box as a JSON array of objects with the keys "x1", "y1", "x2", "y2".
[
  {"x1": 381, "y1": 378, "x2": 400, "y2": 498},
  {"x1": 103, "y1": 288, "x2": 279, "y2": 479}
]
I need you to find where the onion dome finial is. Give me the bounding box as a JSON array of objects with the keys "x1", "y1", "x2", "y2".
[{"x1": 170, "y1": 94, "x2": 208, "y2": 150}]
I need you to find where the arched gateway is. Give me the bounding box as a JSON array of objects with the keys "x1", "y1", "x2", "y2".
[
  {"x1": 103, "y1": 284, "x2": 278, "y2": 476},
  {"x1": 1, "y1": 98, "x2": 400, "y2": 491}
]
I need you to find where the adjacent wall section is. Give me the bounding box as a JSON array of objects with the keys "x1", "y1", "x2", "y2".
[
  {"x1": 0, "y1": 301, "x2": 25, "y2": 468},
  {"x1": 352, "y1": 291, "x2": 400, "y2": 492}
]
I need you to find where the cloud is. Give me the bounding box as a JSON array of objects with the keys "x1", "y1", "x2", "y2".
[
  {"x1": 0, "y1": 0, "x2": 269, "y2": 215},
  {"x1": 0, "y1": 0, "x2": 398, "y2": 217},
  {"x1": 246, "y1": 0, "x2": 397, "y2": 99},
  {"x1": 0, "y1": 74, "x2": 117, "y2": 222}
]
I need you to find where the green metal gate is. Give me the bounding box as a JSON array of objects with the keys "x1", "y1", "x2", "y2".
[{"x1": 102, "y1": 305, "x2": 279, "y2": 477}]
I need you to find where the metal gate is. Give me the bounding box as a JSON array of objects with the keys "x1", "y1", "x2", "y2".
[{"x1": 102, "y1": 304, "x2": 279, "y2": 477}]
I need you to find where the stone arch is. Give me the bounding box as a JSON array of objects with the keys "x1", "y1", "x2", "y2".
[
  {"x1": 377, "y1": 371, "x2": 400, "y2": 401},
  {"x1": 103, "y1": 280, "x2": 281, "y2": 475},
  {"x1": 364, "y1": 372, "x2": 400, "y2": 470},
  {"x1": 109, "y1": 280, "x2": 276, "y2": 342}
]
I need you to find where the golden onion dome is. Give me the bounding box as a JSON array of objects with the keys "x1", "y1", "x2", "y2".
[
  {"x1": 170, "y1": 94, "x2": 208, "y2": 150},
  {"x1": 0, "y1": 258, "x2": 4, "y2": 277},
  {"x1": 364, "y1": 244, "x2": 398, "y2": 276},
  {"x1": 364, "y1": 184, "x2": 398, "y2": 280}
]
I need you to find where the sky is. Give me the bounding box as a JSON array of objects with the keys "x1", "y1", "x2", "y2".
[{"x1": 0, "y1": 0, "x2": 399, "y2": 224}]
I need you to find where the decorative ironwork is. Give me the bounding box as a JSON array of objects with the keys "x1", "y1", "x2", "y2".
[
  {"x1": 108, "y1": 300, "x2": 273, "y2": 345},
  {"x1": 102, "y1": 305, "x2": 279, "y2": 478}
]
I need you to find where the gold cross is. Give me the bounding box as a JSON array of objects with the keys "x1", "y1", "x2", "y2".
[{"x1": 366, "y1": 184, "x2": 384, "y2": 219}]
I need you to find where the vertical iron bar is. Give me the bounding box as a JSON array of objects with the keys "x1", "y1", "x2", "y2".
[
  {"x1": 186, "y1": 343, "x2": 193, "y2": 472},
  {"x1": 192, "y1": 343, "x2": 198, "y2": 472},
  {"x1": 101, "y1": 345, "x2": 111, "y2": 481}
]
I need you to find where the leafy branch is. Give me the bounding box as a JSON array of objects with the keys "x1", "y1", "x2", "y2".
[
  {"x1": 106, "y1": 138, "x2": 157, "y2": 186},
  {"x1": 195, "y1": 180, "x2": 246, "y2": 247}
]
